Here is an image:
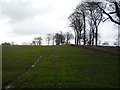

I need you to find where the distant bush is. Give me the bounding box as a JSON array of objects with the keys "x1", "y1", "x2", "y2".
[
  {"x1": 2, "y1": 42, "x2": 11, "y2": 45},
  {"x1": 102, "y1": 41, "x2": 109, "y2": 46}
]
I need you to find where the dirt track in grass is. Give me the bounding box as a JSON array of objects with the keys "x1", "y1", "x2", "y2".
[{"x1": 3, "y1": 45, "x2": 119, "y2": 88}]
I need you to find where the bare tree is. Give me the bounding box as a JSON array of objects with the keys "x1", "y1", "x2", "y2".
[
  {"x1": 87, "y1": 18, "x2": 95, "y2": 45},
  {"x1": 65, "y1": 32, "x2": 74, "y2": 44},
  {"x1": 34, "y1": 36, "x2": 42, "y2": 45},
  {"x1": 86, "y1": 2, "x2": 103, "y2": 46},
  {"x1": 97, "y1": 1, "x2": 120, "y2": 25},
  {"x1": 68, "y1": 12, "x2": 78, "y2": 45},
  {"x1": 34, "y1": 38, "x2": 38, "y2": 45},
  {"x1": 54, "y1": 31, "x2": 65, "y2": 45},
  {"x1": 46, "y1": 33, "x2": 52, "y2": 45},
  {"x1": 69, "y1": 1, "x2": 103, "y2": 46},
  {"x1": 51, "y1": 34, "x2": 55, "y2": 45},
  {"x1": 32, "y1": 41, "x2": 36, "y2": 45},
  {"x1": 75, "y1": 2, "x2": 87, "y2": 45},
  {"x1": 68, "y1": 10, "x2": 84, "y2": 45}
]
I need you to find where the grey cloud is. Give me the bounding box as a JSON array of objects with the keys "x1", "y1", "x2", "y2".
[
  {"x1": 12, "y1": 20, "x2": 57, "y2": 35},
  {"x1": 0, "y1": 1, "x2": 56, "y2": 23},
  {"x1": 0, "y1": 1, "x2": 63, "y2": 36},
  {"x1": 0, "y1": 2, "x2": 32, "y2": 21}
]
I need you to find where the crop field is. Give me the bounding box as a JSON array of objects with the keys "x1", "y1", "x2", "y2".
[
  {"x1": 2, "y1": 45, "x2": 45, "y2": 86},
  {"x1": 2, "y1": 45, "x2": 119, "y2": 88}
]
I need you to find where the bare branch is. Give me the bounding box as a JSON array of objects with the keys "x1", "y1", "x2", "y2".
[
  {"x1": 97, "y1": 4, "x2": 120, "y2": 25},
  {"x1": 103, "y1": 17, "x2": 109, "y2": 22}
]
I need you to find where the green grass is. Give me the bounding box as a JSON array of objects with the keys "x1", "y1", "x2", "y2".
[
  {"x1": 2, "y1": 45, "x2": 45, "y2": 86},
  {"x1": 81, "y1": 45, "x2": 119, "y2": 55},
  {"x1": 2, "y1": 45, "x2": 119, "y2": 88}
]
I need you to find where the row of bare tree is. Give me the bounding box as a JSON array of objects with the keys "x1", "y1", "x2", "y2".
[
  {"x1": 31, "y1": 31, "x2": 74, "y2": 45},
  {"x1": 68, "y1": 0, "x2": 120, "y2": 46},
  {"x1": 46, "y1": 31, "x2": 74, "y2": 45},
  {"x1": 32, "y1": 37, "x2": 42, "y2": 45}
]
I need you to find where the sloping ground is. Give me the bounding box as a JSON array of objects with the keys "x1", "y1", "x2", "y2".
[
  {"x1": 2, "y1": 45, "x2": 45, "y2": 87},
  {"x1": 77, "y1": 45, "x2": 120, "y2": 56},
  {"x1": 12, "y1": 45, "x2": 119, "y2": 88}
]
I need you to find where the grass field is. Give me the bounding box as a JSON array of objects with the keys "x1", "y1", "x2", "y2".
[
  {"x1": 2, "y1": 45, "x2": 45, "y2": 86},
  {"x1": 2, "y1": 45, "x2": 120, "y2": 88}
]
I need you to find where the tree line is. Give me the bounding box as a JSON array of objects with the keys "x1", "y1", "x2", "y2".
[
  {"x1": 31, "y1": 31, "x2": 74, "y2": 46},
  {"x1": 1, "y1": 0, "x2": 119, "y2": 46},
  {"x1": 68, "y1": 0, "x2": 120, "y2": 46},
  {"x1": 1, "y1": 31, "x2": 74, "y2": 46}
]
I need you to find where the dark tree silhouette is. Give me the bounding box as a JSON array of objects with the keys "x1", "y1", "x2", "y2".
[
  {"x1": 46, "y1": 33, "x2": 52, "y2": 45},
  {"x1": 68, "y1": 1, "x2": 104, "y2": 46},
  {"x1": 97, "y1": 1, "x2": 120, "y2": 25},
  {"x1": 32, "y1": 41, "x2": 36, "y2": 45},
  {"x1": 2, "y1": 42, "x2": 11, "y2": 45},
  {"x1": 74, "y1": 2, "x2": 87, "y2": 45},
  {"x1": 86, "y1": 2, "x2": 103, "y2": 46},
  {"x1": 52, "y1": 34, "x2": 55, "y2": 45},
  {"x1": 65, "y1": 32, "x2": 74, "y2": 44},
  {"x1": 102, "y1": 41, "x2": 109, "y2": 46},
  {"x1": 68, "y1": 10, "x2": 84, "y2": 45},
  {"x1": 34, "y1": 36, "x2": 42, "y2": 45},
  {"x1": 54, "y1": 32, "x2": 65, "y2": 45}
]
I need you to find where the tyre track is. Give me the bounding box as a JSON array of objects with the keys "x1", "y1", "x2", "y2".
[{"x1": 3, "y1": 55, "x2": 43, "y2": 90}]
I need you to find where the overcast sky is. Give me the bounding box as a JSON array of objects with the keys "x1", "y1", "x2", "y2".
[{"x1": 0, "y1": 0, "x2": 118, "y2": 45}]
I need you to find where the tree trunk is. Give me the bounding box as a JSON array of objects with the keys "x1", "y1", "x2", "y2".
[
  {"x1": 92, "y1": 29, "x2": 94, "y2": 45},
  {"x1": 89, "y1": 29, "x2": 92, "y2": 45},
  {"x1": 76, "y1": 32, "x2": 79, "y2": 45},
  {"x1": 39, "y1": 40, "x2": 41, "y2": 45},
  {"x1": 89, "y1": 20, "x2": 92, "y2": 45},
  {"x1": 75, "y1": 30, "x2": 77, "y2": 45},
  {"x1": 95, "y1": 26, "x2": 98, "y2": 46},
  {"x1": 79, "y1": 31, "x2": 81, "y2": 45},
  {"x1": 118, "y1": 19, "x2": 120, "y2": 46},
  {"x1": 83, "y1": 12, "x2": 86, "y2": 45}
]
